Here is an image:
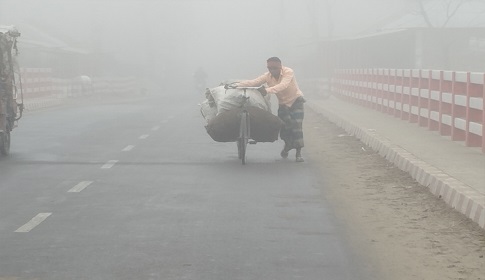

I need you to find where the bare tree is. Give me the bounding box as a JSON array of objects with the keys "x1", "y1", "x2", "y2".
[
  {"x1": 417, "y1": 0, "x2": 476, "y2": 27},
  {"x1": 418, "y1": 0, "x2": 434, "y2": 27}
]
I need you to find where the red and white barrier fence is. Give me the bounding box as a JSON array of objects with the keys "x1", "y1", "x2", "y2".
[
  {"x1": 332, "y1": 69, "x2": 485, "y2": 153},
  {"x1": 20, "y1": 68, "x2": 54, "y2": 98},
  {"x1": 19, "y1": 68, "x2": 139, "y2": 99}
]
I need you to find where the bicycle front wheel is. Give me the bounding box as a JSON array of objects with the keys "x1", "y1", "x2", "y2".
[
  {"x1": 237, "y1": 139, "x2": 243, "y2": 159},
  {"x1": 237, "y1": 138, "x2": 246, "y2": 164},
  {"x1": 239, "y1": 111, "x2": 249, "y2": 165}
]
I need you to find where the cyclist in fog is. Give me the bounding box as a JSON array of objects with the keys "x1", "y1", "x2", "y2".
[{"x1": 236, "y1": 57, "x2": 305, "y2": 162}]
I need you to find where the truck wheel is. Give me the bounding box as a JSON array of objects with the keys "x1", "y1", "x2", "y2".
[{"x1": 0, "y1": 131, "x2": 10, "y2": 156}]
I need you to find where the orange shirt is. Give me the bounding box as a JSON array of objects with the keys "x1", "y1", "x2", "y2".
[{"x1": 237, "y1": 66, "x2": 303, "y2": 107}]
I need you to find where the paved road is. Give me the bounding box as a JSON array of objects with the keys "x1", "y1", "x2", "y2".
[{"x1": 0, "y1": 92, "x2": 373, "y2": 280}]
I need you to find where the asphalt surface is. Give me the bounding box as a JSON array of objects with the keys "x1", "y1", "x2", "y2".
[{"x1": 0, "y1": 91, "x2": 373, "y2": 280}]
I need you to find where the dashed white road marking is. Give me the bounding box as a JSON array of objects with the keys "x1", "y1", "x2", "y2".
[
  {"x1": 15, "y1": 213, "x2": 52, "y2": 233},
  {"x1": 122, "y1": 145, "x2": 135, "y2": 152},
  {"x1": 68, "y1": 181, "x2": 93, "y2": 193},
  {"x1": 151, "y1": 126, "x2": 160, "y2": 131},
  {"x1": 101, "y1": 160, "x2": 118, "y2": 169},
  {"x1": 139, "y1": 134, "x2": 149, "y2": 139}
]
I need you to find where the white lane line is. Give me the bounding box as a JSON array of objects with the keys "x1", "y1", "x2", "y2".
[
  {"x1": 151, "y1": 126, "x2": 160, "y2": 131},
  {"x1": 101, "y1": 160, "x2": 118, "y2": 169},
  {"x1": 139, "y1": 134, "x2": 149, "y2": 140},
  {"x1": 68, "y1": 181, "x2": 93, "y2": 193},
  {"x1": 122, "y1": 145, "x2": 135, "y2": 152},
  {"x1": 15, "y1": 213, "x2": 52, "y2": 233}
]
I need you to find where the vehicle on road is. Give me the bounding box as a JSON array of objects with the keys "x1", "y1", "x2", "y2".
[{"x1": 0, "y1": 25, "x2": 23, "y2": 156}]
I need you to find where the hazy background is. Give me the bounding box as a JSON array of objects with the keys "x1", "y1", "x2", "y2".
[{"x1": 0, "y1": 0, "x2": 417, "y2": 87}]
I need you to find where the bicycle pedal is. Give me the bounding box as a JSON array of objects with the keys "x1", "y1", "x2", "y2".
[{"x1": 249, "y1": 140, "x2": 257, "y2": 144}]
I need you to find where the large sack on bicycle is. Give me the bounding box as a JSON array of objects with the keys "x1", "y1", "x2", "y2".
[
  {"x1": 246, "y1": 107, "x2": 283, "y2": 142},
  {"x1": 205, "y1": 107, "x2": 283, "y2": 143},
  {"x1": 205, "y1": 108, "x2": 241, "y2": 142},
  {"x1": 200, "y1": 99, "x2": 217, "y2": 123},
  {"x1": 209, "y1": 85, "x2": 272, "y2": 114}
]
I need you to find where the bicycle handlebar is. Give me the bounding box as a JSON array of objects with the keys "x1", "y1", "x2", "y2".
[
  {"x1": 224, "y1": 84, "x2": 264, "y2": 90},
  {"x1": 237, "y1": 86, "x2": 264, "y2": 90},
  {"x1": 223, "y1": 83, "x2": 267, "y2": 97}
]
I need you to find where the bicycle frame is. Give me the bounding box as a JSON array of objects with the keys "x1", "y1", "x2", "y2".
[
  {"x1": 238, "y1": 89, "x2": 251, "y2": 164},
  {"x1": 224, "y1": 85, "x2": 264, "y2": 165}
]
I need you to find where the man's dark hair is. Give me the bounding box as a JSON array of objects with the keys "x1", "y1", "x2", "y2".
[{"x1": 267, "y1": 57, "x2": 281, "y2": 63}]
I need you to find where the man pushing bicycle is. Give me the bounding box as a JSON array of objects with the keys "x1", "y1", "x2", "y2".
[{"x1": 235, "y1": 57, "x2": 305, "y2": 162}]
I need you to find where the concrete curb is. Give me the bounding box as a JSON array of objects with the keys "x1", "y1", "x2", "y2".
[{"x1": 308, "y1": 101, "x2": 485, "y2": 230}]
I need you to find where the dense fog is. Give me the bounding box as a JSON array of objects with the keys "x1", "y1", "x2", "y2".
[
  {"x1": 0, "y1": 0, "x2": 411, "y2": 84},
  {"x1": 1, "y1": 0, "x2": 484, "y2": 86},
  {"x1": 2, "y1": 3, "x2": 485, "y2": 280}
]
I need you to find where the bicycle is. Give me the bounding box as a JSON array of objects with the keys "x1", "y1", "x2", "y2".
[{"x1": 224, "y1": 84, "x2": 265, "y2": 165}]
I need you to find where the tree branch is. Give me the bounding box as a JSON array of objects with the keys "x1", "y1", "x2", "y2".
[
  {"x1": 418, "y1": 0, "x2": 434, "y2": 27},
  {"x1": 442, "y1": 0, "x2": 467, "y2": 27}
]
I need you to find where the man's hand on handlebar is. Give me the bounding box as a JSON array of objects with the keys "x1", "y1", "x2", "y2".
[
  {"x1": 257, "y1": 86, "x2": 267, "y2": 96},
  {"x1": 224, "y1": 83, "x2": 238, "y2": 90},
  {"x1": 223, "y1": 84, "x2": 267, "y2": 96}
]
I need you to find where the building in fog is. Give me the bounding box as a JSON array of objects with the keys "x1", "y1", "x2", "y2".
[
  {"x1": 15, "y1": 23, "x2": 135, "y2": 78},
  {"x1": 16, "y1": 24, "x2": 93, "y2": 77},
  {"x1": 313, "y1": 0, "x2": 485, "y2": 76},
  {"x1": 319, "y1": 27, "x2": 485, "y2": 74}
]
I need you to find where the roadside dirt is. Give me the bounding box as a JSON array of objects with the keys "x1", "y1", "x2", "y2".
[{"x1": 305, "y1": 108, "x2": 485, "y2": 280}]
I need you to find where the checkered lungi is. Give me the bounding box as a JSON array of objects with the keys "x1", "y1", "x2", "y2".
[{"x1": 277, "y1": 96, "x2": 305, "y2": 149}]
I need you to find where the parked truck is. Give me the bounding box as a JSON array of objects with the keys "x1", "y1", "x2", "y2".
[{"x1": 0, "y1": 26, "x2": 23, "y2": 156}]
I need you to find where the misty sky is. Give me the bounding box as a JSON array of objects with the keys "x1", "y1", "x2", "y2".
[{"x1": 1, "y1": 0, "x2": 410, "y2": 84}]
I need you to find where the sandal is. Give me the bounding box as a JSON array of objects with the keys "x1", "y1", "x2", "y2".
[{"x1": 280, "y1": 148, "x2": 289, "y2": 159}]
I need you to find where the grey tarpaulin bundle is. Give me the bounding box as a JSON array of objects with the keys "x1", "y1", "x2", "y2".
[{"x1": 200, "y1": 84, "x2": 283, "y2": 142}]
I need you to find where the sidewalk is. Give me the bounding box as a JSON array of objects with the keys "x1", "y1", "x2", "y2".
[{"x1": 306, "y1": 93, "x2": 485, "y2": 230}]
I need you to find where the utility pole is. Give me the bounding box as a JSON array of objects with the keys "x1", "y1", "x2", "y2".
[
  {"x1": 306, "y1": 0, "x2": 320, "y2": 42},
  {"x1": 324, "y1": 0, "x2": 335, "y2": 39},
  {"x1": 278, "y1": 0, "x2": 287, "y2": 56}
]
